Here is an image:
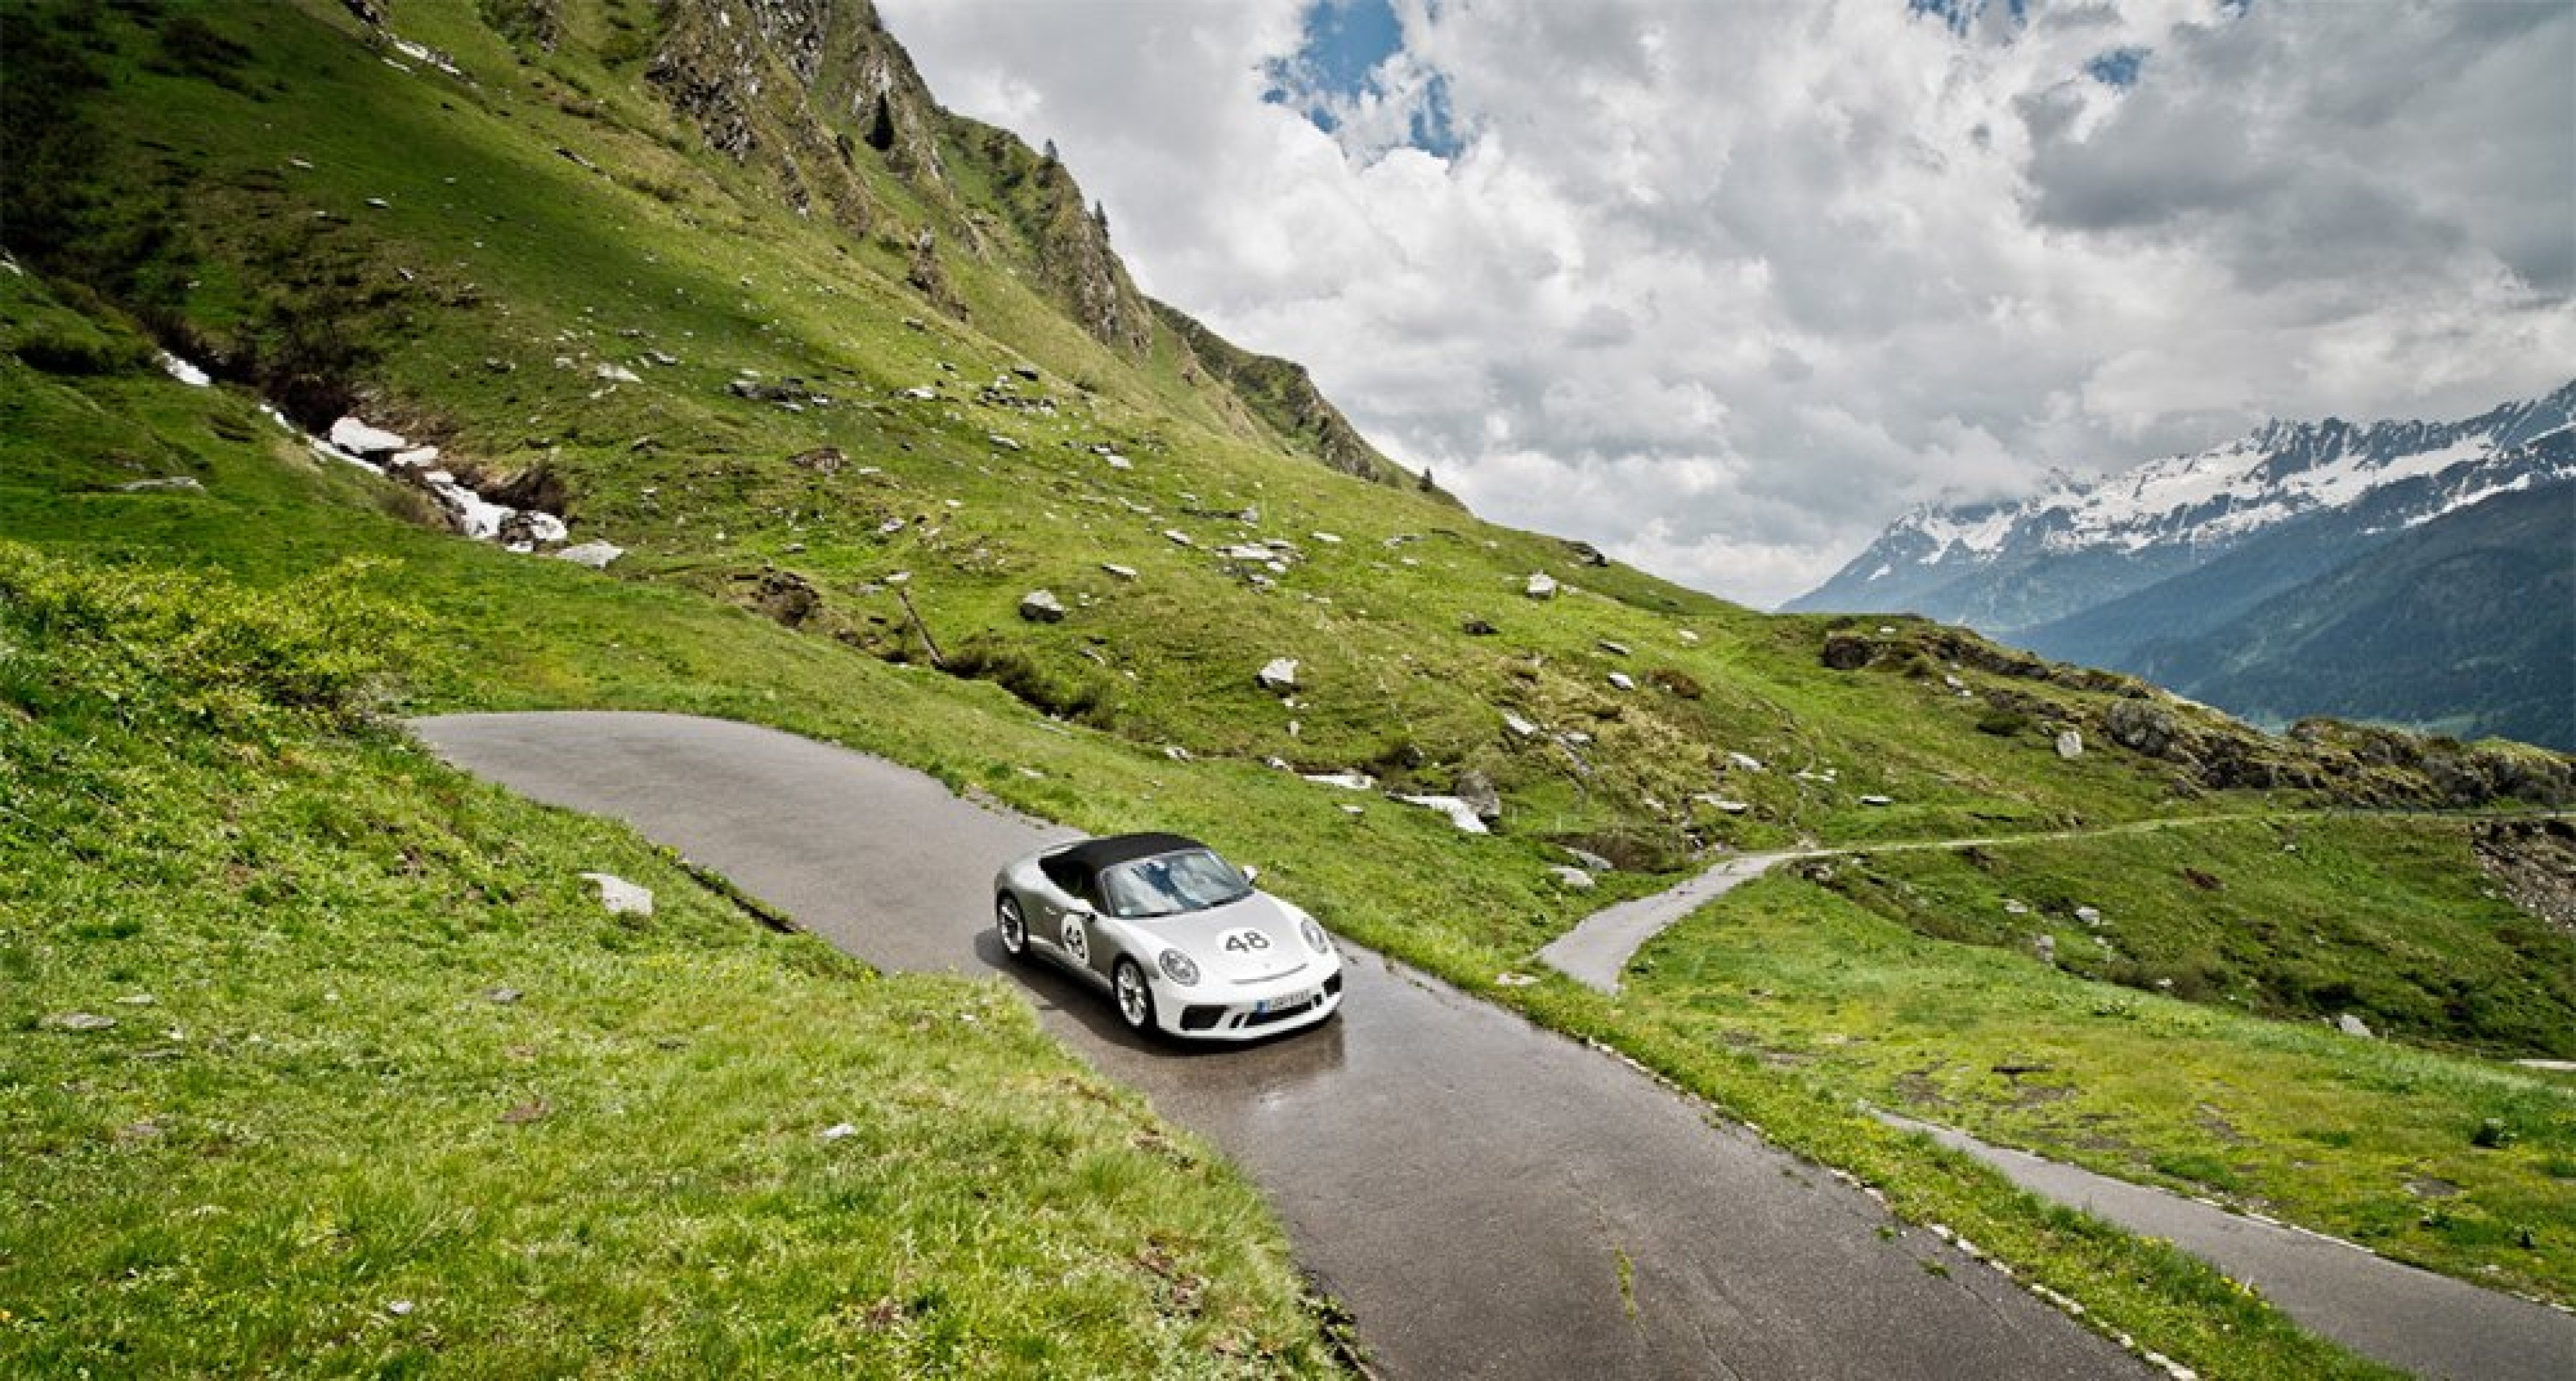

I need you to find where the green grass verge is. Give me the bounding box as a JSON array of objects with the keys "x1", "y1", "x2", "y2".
[{"x1": 0, "y1": 545, "x2": 1343, "y2": 1377}]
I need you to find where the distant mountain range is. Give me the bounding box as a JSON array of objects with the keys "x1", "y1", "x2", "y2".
[{"x1": 1788, "y1": 384, "x2": 2576, "y2": 748}]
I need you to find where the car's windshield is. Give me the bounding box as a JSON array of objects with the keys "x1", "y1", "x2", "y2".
[{"x1": 1099, "y1": 848, "x2": 1252, "y2": 919}]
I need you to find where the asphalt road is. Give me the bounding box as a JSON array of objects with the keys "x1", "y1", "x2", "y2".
[
  {"x1": 415, "y1": 711, "x2": 2147, "y2": 1380},
  {"x1": 1550, "y1": 841, "x2": 2576, "y2": 1381}
]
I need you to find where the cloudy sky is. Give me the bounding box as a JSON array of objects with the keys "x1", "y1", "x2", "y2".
[{"x1": 875, "y1": 0, "x2": 2576, "y2": 608}]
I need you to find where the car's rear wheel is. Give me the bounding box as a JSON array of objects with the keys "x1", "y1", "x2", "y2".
[
  {"x1": 996, "y1": 894, "x2": 1029, "y2": 960},
  {"x1": 1113, "y1": 957, "x2": 1157, "y2": 1034}
]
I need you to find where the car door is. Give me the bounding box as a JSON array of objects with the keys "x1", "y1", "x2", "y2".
[{"x1": 1034, "y1": 860, "x2": 1108, "y2": 982}]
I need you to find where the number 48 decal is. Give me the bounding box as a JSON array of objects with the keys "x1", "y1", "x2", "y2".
[{"x1": 1222, "y1": 929, "x2": 1271, "y2": 954}]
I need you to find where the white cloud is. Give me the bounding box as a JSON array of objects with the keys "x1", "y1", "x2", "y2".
[{"x1": 878, "y1": 0, "x2": 2576, "y2": 609}]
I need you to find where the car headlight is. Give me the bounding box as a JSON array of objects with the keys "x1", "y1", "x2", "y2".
[
  {"x1": 1299, "y1": 915, "x2": 1330, "y2": 954},
  {"x1": 1157, "y1": 948, "x2": 1201, "y2": 986}
]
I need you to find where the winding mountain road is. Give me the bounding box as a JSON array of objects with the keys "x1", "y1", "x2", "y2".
[
  {"x1": 1542, "y1": 831, "x2": 2576, "y2": 1381},
  {"x1": 415, "y1": 711, "x2": 2143, "y2": 1380}
]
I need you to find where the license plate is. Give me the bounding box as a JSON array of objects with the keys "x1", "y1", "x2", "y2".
[{"x1": 1255, "y1": 988, "x2": 1317, "y2": 1015}]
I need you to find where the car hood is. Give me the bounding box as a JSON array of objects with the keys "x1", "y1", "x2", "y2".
[{"x1": 1148, "y1": 892, "x2": 1326, "y2": 985}]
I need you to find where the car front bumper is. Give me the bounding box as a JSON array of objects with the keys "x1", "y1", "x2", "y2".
[{"x1": 1159, "y1": 965, "x2": 1344, "y2": 1040}]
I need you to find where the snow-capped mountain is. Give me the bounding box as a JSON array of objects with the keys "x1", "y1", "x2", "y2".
[{"x1": 1787, "y1": 381, "x2": 2576, "y2": 633}]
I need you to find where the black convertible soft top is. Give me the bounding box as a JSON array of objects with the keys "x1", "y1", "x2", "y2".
[{"x1": 1044, "y1": 832, "x2": 1207, "y2": 888}]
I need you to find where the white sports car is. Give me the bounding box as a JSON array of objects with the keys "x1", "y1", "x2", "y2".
[{"x1": 994, "y1": 832, "x2": 1344, "y2": 1040}]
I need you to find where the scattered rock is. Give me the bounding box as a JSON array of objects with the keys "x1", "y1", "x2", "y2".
[
  {"x1": 555, "y1": 541, "x2": 624, "y2": 569},
  {"x1": 2103, "y1": 699, "x2": 2183, "y2": 758},
  {"x1": 2055, "y1": 729, "x2": 2085, "y2": 760},
  {"x1": 987, "y1": 433, "x2": 1021, "y2": 451},
  {"x1": 2074, "y1": 906, "x2": 2103, "y2": 927},
  {"x1": 1859, "y1": 795, "x2": 1894, "y2": 807},
  {"x1": 2033, "y1": 934, "x2": 2057, "y2": 965},
  {"x1": 1462, "y1": 615, "x2": 1499, "y2": 636},
  {"x1": 1607, "y1": 672, "x2": 1635, "y2": 691},
  {"x1": 1018, "y1": 589, "x2": 1067, "y2": 623},
  {"x1": 1549, "y1": 866, "x2": 1597, "y2": 890},
  {"x1": 1163, "y1": 529, "x2": 1195, "y2": 548},
  {"x1": 1820, "y1": 633, "x2": 1873, "y2": 670},
  {"x1": 1454, "y1": 770, "x2": 1503, "y2": 824},
  {"x1": 1494, "y1": 972, "x2": 1540, "y2": 988},
  {"x1": 1256, "y1": 657, "x2": 1300, "y2": 693},
  {"x1": 2004, "y1": 901, "x2": 2031, "y2": 915},
  {"x1": 1564, "y1": 540, "x2": 1610, "y2": 567},
  {"x1": 1501, "y1": 710, "x2": 1540, "y2": 738},
  {"x1": 820, "y1": 1122, "x2": 859, "y2": 1141},
  {"x1": 117, "y1": 476, "x2": 205, "y2": 493},
  {"x1": 2336, "y1": 1013, "x2": 2375, "y2": 1039},
  {"x1": 1599, "y1": 640, "x2": 1632, "y2": 657},
  {"x1": 788, "y1": 446, "x2": 845, "y2": 474},
  {"x1": 1523, "y1": 572, "x2": 1558, "y2": 601},
  {"x1": 1311, "y1": 531, "x2": 1344, "y2": 544},
  {"x1": 1676, "y1": 629, "x2": 1701, "y2": 645},
  {"x1": 384, "y1": 1299, "x2": 415, "y2": 1318},
  {"x1": 44, "y1": 1012, "x2": 115, "y2": 1032},
  {"x1": 1101, "y1": 563, "x2": 1138, "y2": 580},
  {"x1": 1693, "y1": 796, "x2": 1751, "y2": 815},
  {"x1": 1012, "y1": 364, "x2": 1041, "y2": 382},
  {"x1": 1727, "y1": 752, "x2": 1766, "y2": 773},
  {"x1": 1562, "y1": 846, "x2": 1615, "y2": 872},
  {"x1": 1302, "y1": 772, "x2": 1375, "y2": 791},
  {"x1": 594, "y1": 362, "x2": 641, "y2": 384},
  {"x1": 114, "y1": 993, "x2": 156, "y2": 1006},
  {"x1": 580, "y1": 872, "x2": 653, "y2": 917}
]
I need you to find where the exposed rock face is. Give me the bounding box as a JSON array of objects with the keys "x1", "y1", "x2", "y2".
[
  {"x1": 2103, "y1": 699, "x2": 2183, "y2": 758},
  {"x1": 647, "y1": 0, "x2": 894, "y2": 239}
]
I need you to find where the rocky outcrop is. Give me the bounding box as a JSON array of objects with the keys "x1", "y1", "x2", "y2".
[{"x1": 1151, "y1": 300, "x2": 1434, "y2": 495}]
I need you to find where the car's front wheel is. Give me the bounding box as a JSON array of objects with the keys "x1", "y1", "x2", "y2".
[
  {"x1": 996, "y1": 894, "x2": 1029, "y2": 960},
  {"x1": 1112, "y1": 957, "x2": 1157, "y2": 1035}
]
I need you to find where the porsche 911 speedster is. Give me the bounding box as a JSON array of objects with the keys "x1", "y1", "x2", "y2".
[{"x1": 994, "y1": 832, "x2": 1344, "y2": 1040}]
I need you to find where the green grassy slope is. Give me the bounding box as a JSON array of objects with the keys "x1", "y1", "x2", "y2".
[
  {"x1": 3, "y1": 0, "x2": 2570, "y2": 1370},
  {"x1": 0, "y1": 544, "x2": 1340, "y2": 1376}
]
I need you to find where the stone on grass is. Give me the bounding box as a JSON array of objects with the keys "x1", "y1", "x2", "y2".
[
  {"x1": 1502, "y1": 710, "x2": 1540, "y2": 738},
  {"x1": 44, "y1": 1012, "x2": 116, "y2": 1032},
  {"x1": 1562, "y1": 846, "x2": 1615, "y2": 872},
  {"x1": 2074, "y1": 906, "x2": 2103, "y2": 926},
  {"x1": 1549, "y1": 866, "x2": 1597, "y2": 890},
  {"x1": 1607, "y1": 672, "x2": 1635, "y2": 691},
  {"x1": 117, "y1": 476, "x2": 205, "y2": 493},
  {"x1": 580, "y1": 872, "x2": 654, "y2": 917},
  {"x1": 2337, "y1": 1013, "x2": 2375, "y2": 1039},
  {"x1": 1101, "y1": 563, "x2": 1138, "y2": 580},
  {"x1": 1256, "y1": 658, "x2": 1299, "y2": 693},
  {"x1": 1860, "y1": 794, "x2": 1894, "y2": 807},
  {"x1": 1727, "y1": 752, "x2": 1765, "y2": 772},
  {"x1": 1303, "y1": 772, "x2": 1375, "y2": 791},
  {"x1": 2055, "y1": 729, "x2": 2085, "y2": 760},
  {"x1": 1018, "y1": 589, "x2": 1067, "y2": 623},
  {"x1": 555, "y1": 541, "x2": 625, "y2": 569},
  {"x1": 1454, "y1": 770, "x2": 1503, "y2": 824},
  {"x1": 1524, "y1": 572, "x2": 1558, "y2": 600}
]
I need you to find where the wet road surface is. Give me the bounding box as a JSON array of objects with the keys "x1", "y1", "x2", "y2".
[{"x1": 415, "y1": 711, "x2": 2147, "y2": 1380}]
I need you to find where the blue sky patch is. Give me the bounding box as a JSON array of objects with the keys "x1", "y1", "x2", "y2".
[
  {"x1": 2086, "y1": 46, "x2": 2148, "y2": 87},
  {"x1": 1262, "y1": 0, "x2": 1464, "y2": 160}
]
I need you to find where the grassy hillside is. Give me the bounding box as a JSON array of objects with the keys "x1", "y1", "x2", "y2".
[
  {"x1": 3, "y1": 0, "x2": 2570, "y2": 1373},
  {"x1": 0, "y1": 543, "x2": 1341, "y2": 1376}
]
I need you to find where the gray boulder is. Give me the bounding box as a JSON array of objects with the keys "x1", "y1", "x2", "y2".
[
  {"x1": 1454, "y1": 769, "x2": 1503, "y2": 824},
  {"x1": 1018, "y1": 589, "x2": 1067, "y2": 623}
]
